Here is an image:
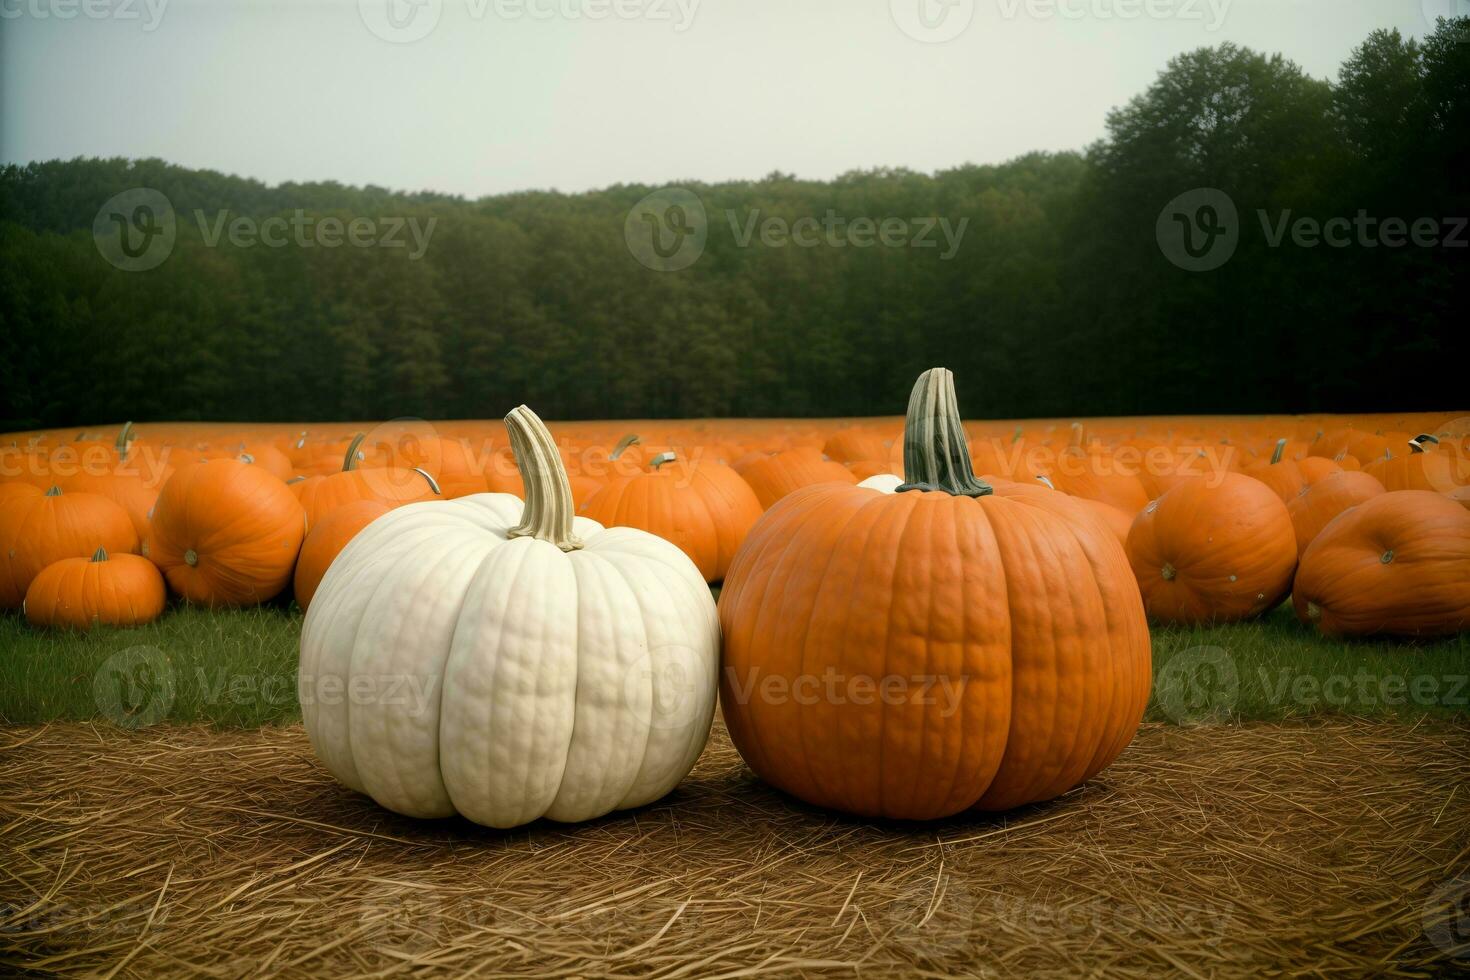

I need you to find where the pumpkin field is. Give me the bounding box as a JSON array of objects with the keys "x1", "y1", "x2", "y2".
[{"x1": 2, "y1": 392, "x2": 1468, "y2": 977}]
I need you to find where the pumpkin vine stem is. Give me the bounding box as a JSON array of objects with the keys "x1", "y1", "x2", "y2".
[
  {"x1": 505, "y1": 405, "x2": 583, "y2": 552},
  {"x1": 898, "y1": 367, "x2": 993, "y2": 497},
  {"x1": 92, "y1": 546, "x2": 109, "y2": 562},
  {"x1": 1270, "y1": 438, "x2": 1287, "y2": 465},
  {"x1": 611, "y1": 434, "x2": 640, "y2": 460},
  {"x1": 650, "y1": 452, "x2": 676, "y2": 471}
]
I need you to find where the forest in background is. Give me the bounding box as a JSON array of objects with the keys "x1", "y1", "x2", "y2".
[{"x1": 1, "y1": 20, "x2": 1466, "y2": 430}]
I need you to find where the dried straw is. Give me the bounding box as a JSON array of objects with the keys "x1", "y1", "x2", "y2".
[{"x1": 1, "y1": 716, "x2": 1466, "y2": 978}]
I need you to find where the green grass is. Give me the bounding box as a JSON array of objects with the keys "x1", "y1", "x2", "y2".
[{"x1": 0, "y1": 603, "x2": 1464, "y2": 729}]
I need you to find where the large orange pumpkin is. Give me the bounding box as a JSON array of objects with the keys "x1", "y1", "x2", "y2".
[
  {"x1": 718, "y1": 369, "x2": 1150, "y2": 820},
  {"x1": 0, "y1": 487, "x2": 139, "y2": 608},
  {"x1": 24, "y1": 546, "x2": 167, "y2": 630},
  {"x1": 736, "y1": 449, "x2": 856, "y2": 510},
  {"x1": 293, "y1": 499, "x2": 393, "y2": 611},
  {"x1": 1242, "y1": 439, "x2": 1308, "y2": 503},
  {"x1": 579, "y1": 451, "x2": 763, "y2": 583},
  {"x1": 1126, "y1": 473, "x2": 1296, "y2": 623},
  {"x1": 1286, "y1": 470, "x2": 1386, "y2": 560},
  {"x1": 1293, "y1": 490, "x2": 1470, "y2": 636},
  {"x1": 147, "y1": 459, "x2": 306, "y2": 606}
]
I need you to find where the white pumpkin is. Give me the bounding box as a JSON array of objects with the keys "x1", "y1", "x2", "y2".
[{"x1": 299, "y1": 406, "x2": 719, "y2": 829}]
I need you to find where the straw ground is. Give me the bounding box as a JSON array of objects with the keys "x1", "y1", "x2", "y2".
[{"x1": 2, "y1": 715, "x2": 1467, "y2": 977}]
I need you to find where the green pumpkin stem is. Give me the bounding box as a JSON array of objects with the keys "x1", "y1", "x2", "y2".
[
  {"x1": 898, "y1": 367, "x2": 993, "y2": 497},
  {"x1": 115, "y1": 421, "x2": 135, "y2": 461},
  {"x1": 92, "y1": 546, "x2": 109, "y2": 562},
  {"x1": 650, "y1": 452, "x2": 676, "y2": 471},
  {"x1": 342, "y1": 433, "x2": 366, "y2": 472},
  {"x1": 505, "y1": 405, "x2": 583, "y2": 552},
  {"x1": 611, "y1": 434, "x2": 640, "y2": 460},
  {"x1": 1270, "y1": 438, "x2": 1287, "y2": 465}
]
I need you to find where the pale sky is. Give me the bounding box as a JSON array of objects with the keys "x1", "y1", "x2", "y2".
[{"x1": 0, "y1": 0, "x2": 1449, "y2": 198}]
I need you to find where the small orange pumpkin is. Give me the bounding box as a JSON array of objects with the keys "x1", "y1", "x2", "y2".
[
  {"x1": 147, "y1": 459, "x2": 306, "y2": 607},
  {"x1": 1126, "y1": 473, "x2": 1296, "y2": 624},
  {"x1": 736, "y1": 449, "x2": 856, "y2": 510},
  {"x1": 1294, "y1": 490, "x2": 1469, "y2": 637},
  {"x1": 25, "y1": 546, "x2": 166, "y2": 630},
  {"x1": 0, "y1": 486, "x2": 139, "y2": 608},
  {"x1": 295, "y1": 434, "x2": 442, "y2": 531},
  {"x1": 579, "y1": 451, "x2": 763, "y2": 583},
  {"x1": 293, "y1": 499, "x2": 394, "y2": 611}
]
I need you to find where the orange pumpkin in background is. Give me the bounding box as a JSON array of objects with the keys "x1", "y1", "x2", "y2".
[
  {"x1": 735, "y1": 448, "x2": 856, "y2": 510},
  {"x1": 147, "y1": 459, "x2": 306, "y2": 607},
  {"x1": 237, "y1": 443, "x2": 295, "y2": 482},
  {"x1": 1364, "y1": 437, "x2": 1470, "y2": 493},
  {"x1": 293, "y1": 499, "x2": 393, "y2": 611},
  {"x1": 1294, "y1": 490, "x2": 1470, "y2": 637},
  {"x1": 294, "y1": 434, "x2": 442, "y2": 530},
  {"x1": 1073, "y1": 497, "x2": 1135, "y2": 548},
  {"x1": 1286, "y1": 470, "x2": 1386, "y2": 560},
  {"x1": 0, "y1": 486, "x2": 139, "y2": 608},
  {"x1": 24, "y1": 546, "x2": 167, "y2": 630},
  {"x1": 1243, "y1": 439, "x2": 1309, "y2": 504},
  {"x1": 821, "y1": 428, "x2": 891, "y2": 466},
  {"x1": 1126, "y1": 472, "x2": 1296, "y2": 624},
  {"x1": 719, "y1": 369, "x2": 1150, "y2": 820},
  {"x1": 579, "y1": 451, "x2": 763, "y2": 583}
]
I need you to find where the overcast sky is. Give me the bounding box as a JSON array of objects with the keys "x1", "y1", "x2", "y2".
[{"x1": 0, "y1": 0, "x2": 1448, "y2": 198}]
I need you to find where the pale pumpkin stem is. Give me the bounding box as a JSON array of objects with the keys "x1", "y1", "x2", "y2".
[
  {"x1": 611, "y1": 434, "x2": 640, "y2": 460},
  {"x1": 1270, "y1": 438, "x2": 1287, "y2": 465},
  {"x1": 342, "y1": 433, "x2": 366, "y2": 472},
  {"x1": 505, "y1": 405, "x2": 583, "y2": 552},
  {"x1": 411, "y1": 467, "x2": 443, "y2": 495},
  {"x1": 92, "y1": 546, "x2": 108, "y2": 562},
  {"x1": 1409, "y1": 434, "x2": 1436, "y2": 454},
  {"x1": 650, "y1": 452, "x2": 676, "y2": 471},
  {"x1": 898, "y1": 367, "x2": 993, "y2": 497},
  {"x1": 115, "y1": 421, "x2": 135, "y2": 461}
]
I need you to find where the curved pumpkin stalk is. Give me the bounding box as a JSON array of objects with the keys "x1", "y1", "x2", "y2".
[
  {"x1": 610, "y1": 434, "x2": 640, "y2": 460},
  {"x1": 505, "y1": 405, "x2": 582, "y2": 552},
  {"x1": 115, "y1": 421, "x2": 135, "y2": 461},
  {"x1": 342, "y1": 433, "x2": 367, "y2": 472},
  {"x1": 1270, "y1": 438, "x2": 1287, "y2": 465},
  {"x1": 898, "y1": 367, "x2": 992, "y2": 497},
  {"x1": 649, "y1": 451, "x2": 677, "y2": 471},
  {"x1": 410, "y1": 466, "x2": 442, "y2": 495}
]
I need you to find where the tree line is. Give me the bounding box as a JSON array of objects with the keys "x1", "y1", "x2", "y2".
[{"x1": 1, "y1": 20, "x2": 1466, "y2": 430}]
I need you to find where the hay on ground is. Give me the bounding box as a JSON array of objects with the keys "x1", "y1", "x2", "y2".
[{"x1": 1, "y1": 716, "x2": 1467, "y2": 978}]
